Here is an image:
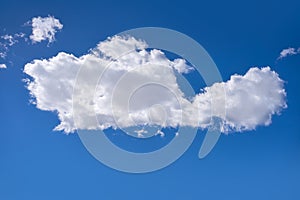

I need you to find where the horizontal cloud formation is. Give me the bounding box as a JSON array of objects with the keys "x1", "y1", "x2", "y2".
[
  {"x1": 24, "y1": 36, "x2": 287, "y2": 135},
  {"x1": 278, "y1": 47, "x2": 300, "y2": 60}
]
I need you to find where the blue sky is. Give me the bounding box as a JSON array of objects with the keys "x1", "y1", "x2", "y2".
[{"x1": 0, "y1": 0, "x2": 300, "y2": 199}]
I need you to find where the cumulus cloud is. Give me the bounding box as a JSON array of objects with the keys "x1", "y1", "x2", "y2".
[
  {"x1": 277, "y1": 47, "x2": 300, "y2": 60},
  {"x1": 0, "y1": 64, "x2": 7, "y2": 69},
  {"x1": 24, "y1": 36, "x2": 287, "y2": 135},
  {"x1": 194, "y1": 67, "x2": 286, "y2": 132},
  {"x1": 29, "y1": 16, "x2": 63, "y2": 43}
]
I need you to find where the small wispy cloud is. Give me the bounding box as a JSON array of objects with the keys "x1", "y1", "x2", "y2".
[
  {"x1": 277, "y1": 47, "x2": 300, "y2": 60},
  {"x1": 0, "y1": 64, "x2": 7, "y2": 69},
  {"x1": 28, "y1": 15, "x2": 63, "y2": 44},
  {"x1": 0, "y1": 52, "x2": 6, "y2": 59},
  {"x1": 0, "y1": 15, "x2": 63, "y2": 71},
  {"x1": 1, "y1": 34, "x2": 18, "y2": 46},
  {"x1": 0, "y1": 32, "x2": 25, "y2": 59}
]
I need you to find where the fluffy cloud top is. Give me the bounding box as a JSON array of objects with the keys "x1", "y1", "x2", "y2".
[
  {"x1": 29, "y1": 16, "x2": 63, "y2": 43},
  {"x1": 195, "y1": 67, "x2": 286, "y2": 132},
  {"x1": 278, "y1": 47, "x2": 300, "y2": 60},
  {"x1": 24, "y1": 36, "x2": 287, "y2": 135}
]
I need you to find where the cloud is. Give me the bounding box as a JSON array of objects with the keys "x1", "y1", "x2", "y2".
[
  {"x1": 0, "y1": 32, "x2": 25, "y2": 59},
  {"x1": 1, "y1": 33, "x2": 25, "y2": 46},
  {"x1": 277, "y1": 47, "x2": 300, "y2": 60},
  {"x1": 0, "y1": 52, "x2": 6, "y2": 59},
  {"x1": 29, "y1": 16, "x2": 63, "y2": 43},
  {"x1": 194, "y1": 67, "x2": 287, "y2": 132},
  {"x1": 24, "y1": 36, "x2": 287, "y2": 135},
  {"x1": 1, "y1": 34, "x2": 18, "y2": 46},
  {"x1": 0, "y1": 64, "x2": 7, "y2": 69}
]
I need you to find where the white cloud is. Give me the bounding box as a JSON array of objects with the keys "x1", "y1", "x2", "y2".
[
  {"x1": 0, "y1": 32, "x2": 25, "y2": 59},
  {"x1": 0, "y1": 64, "x2": 7, "y2": 69},
  {"x1": 0, "y1": 52, "x2": 6, "y2": 59},
  {"x1": 194, "y1": 67, "x2": 287, "y2": 132},
  {"x1": 278, "y1": 47, "x2": 300, "y2": 59},
  {"x1": 24, "y1": 36, "x2": 287, "y2": 135},
  {"x1": 29, "y1": 16, "x2": 63, "y2": 43},
  {"x1": 155, "y1": 130, "x2": 165, "y2": 137},
  {"x1": 1, "y1": 32, "x2": 25, "y2": 46},
  {"x1": 1, "y1": 34, "x2": 18, "y2": 46}
]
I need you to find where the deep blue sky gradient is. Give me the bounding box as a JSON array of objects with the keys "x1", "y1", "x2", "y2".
[{"x1": 0, "y1": 0, "x2": 300, "y2": 199}]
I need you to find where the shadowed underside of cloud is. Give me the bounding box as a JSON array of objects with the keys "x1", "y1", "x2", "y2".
[{"x1": 23, "y1": 36, "x2": 287, "y2": 135}]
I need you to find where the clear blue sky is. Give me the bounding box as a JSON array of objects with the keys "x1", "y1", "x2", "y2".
[{"x1": 0, "y1": 0, "x2": 300, "y2": 199}]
